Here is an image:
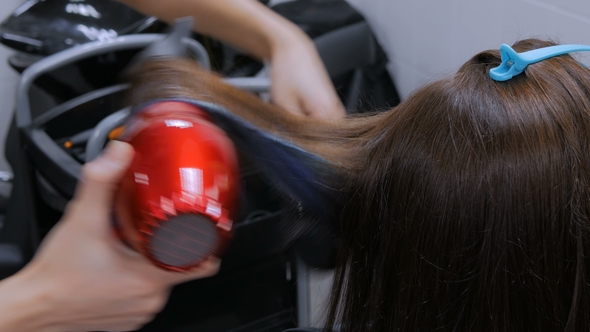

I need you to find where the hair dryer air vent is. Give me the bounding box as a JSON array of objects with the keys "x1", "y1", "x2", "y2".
[{"x1": 150, "y1": 213, "x2": 221, "y2": 267}]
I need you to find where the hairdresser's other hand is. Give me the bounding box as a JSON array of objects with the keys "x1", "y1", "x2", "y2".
[
  {"x1": 116, "y1": 0, "x2": 345, "y2": 120},
  {"x1": 269, "y1": 30, "x2": 346, "y2": 120},
  {"x1": 0, "y1": 141, "x2": 219, "y2": 332}
]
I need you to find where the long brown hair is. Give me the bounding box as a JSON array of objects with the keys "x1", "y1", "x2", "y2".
[{"x1": 128, "y1": 38, "x2": 590, "y2": 331}]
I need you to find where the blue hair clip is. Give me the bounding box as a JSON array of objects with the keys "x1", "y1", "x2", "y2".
[{"x1": 489, "y1": 43, "x2": 590, "y2": 81}]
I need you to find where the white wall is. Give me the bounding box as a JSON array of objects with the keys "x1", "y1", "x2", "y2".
[{"x1": 346, "y1": 0, "x2": 590, "y2": 99}]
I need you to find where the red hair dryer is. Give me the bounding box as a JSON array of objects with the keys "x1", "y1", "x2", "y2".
[{"x1": 115, "y1": 101, "x2": 240, "y2": 272}]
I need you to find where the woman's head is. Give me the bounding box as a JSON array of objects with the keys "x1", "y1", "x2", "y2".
[
  {"x1": 128, "y1": 38, "x2": 590, "y2": 331},
  {"x1": 327, "y1": 38, "x2": 590, "y2": 331}
]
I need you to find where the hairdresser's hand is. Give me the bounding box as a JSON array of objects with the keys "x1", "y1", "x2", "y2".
[
  {"x1": 116, "y1": 0, "x2": 344, "y2": 120},
  {"x1": 0, "y1": 141, "x2": 219, "y2": 332},
  {"x1": 269, "y1": 33, "x2": 346, "y2": 120}
]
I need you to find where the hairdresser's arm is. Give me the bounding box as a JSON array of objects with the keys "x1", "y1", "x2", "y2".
[
  {"x1": 117, "y1": 0, "x2": 346, "y2": 120},
  {"x1": 0, "y1": 141, "x2": 219, "y2": 332}
]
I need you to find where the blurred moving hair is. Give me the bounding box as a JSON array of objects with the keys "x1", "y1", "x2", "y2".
[{"x1": 128, "y1": 38, "x2": 590, "y2": 331}]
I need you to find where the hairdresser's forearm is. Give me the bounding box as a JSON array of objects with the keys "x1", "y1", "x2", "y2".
[
  {"x1": 117, "y1": 0, "x2": 311, "y2": 60},
  {"x1": 0, "y1": 271, "x2": 53, "y2": 331}
]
